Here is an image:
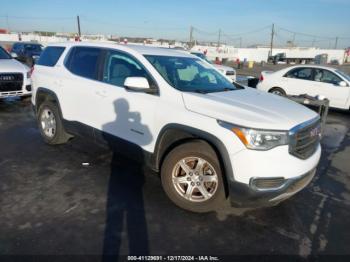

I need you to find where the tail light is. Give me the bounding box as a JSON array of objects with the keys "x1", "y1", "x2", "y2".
[{"x1": 259, "y1": 74, "x2": 264, "y2": 82}]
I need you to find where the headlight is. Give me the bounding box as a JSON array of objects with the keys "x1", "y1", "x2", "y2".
[
  {"x1": 218, "y1": 121, "x2": 289, "y2": 150},
  {"x1": 26, "y1": 71, "x2": 31, "y2": 79}
]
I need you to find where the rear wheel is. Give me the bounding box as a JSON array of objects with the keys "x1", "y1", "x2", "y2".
[
  {"x1": 161, "y1": 141, "x2": 225, "y2": 213},
  {"x1": 269, "y1": 87, "x2": 286, "y2": 96},
  {"x1": 37, "y1": 101, "x2": 70, "y2": 145}
]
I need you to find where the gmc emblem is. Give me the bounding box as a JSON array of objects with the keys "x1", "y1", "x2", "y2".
[{"x1": 0, "y1": 76, "x2": 15, "y2": 81}]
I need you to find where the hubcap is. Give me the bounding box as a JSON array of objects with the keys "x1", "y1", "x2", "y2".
[
  {"x1": 172, "y1": 157, "x2": 218, "y2": 202},
  {"x1": 272, "y1": 90, "x2": 283, "y2": 96},
  {"x1": 40, "y1": 108, "x2": 56, "y2": 138}
]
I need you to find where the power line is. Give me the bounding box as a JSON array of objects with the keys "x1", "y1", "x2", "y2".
[
  {"x1": 81, "y1": 16, "x2": 187, "y2": 31},
  {"x1": 277, "y1": 26, "x2": 335, "y2": 40},
  {"x1": 192, "y1": 27, "x2": 219, "y2": 36},
  {"x1": 222, "y1": 25, "x2": 271, "y2": 37}
]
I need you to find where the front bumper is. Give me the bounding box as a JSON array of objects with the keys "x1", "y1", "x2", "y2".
[{"x1": 228, "y1": 167, "x2": 316, "y2": 207}]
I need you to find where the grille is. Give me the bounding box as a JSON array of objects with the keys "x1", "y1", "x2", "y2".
[
  {"x1": 0, "y1": 73, "x2": 23, "y2": 92},
  {"x1": 289, "y1": 119, "x2": 321, "y2": 159}
]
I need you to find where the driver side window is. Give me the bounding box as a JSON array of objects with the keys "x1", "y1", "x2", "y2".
[
  {"x1": 102, "y1": 50, "x2": 153, "y2": 88},
  {"x1": 314, "y1": 69, "x2": 342, "y2": 85}
]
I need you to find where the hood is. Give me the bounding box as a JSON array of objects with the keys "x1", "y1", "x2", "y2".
[
  {"x1": 214, "y1": 64, "x2": 235, "y2": 72},
  {"x1": 0, "y1": 59, "x2": 29, "y2": 72},
  {"x1": 182, "y1": 87, "x2": 318, "y2": 130}
]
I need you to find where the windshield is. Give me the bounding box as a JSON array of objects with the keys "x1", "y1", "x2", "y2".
[
  {"x1": 0, "y1": 47, "x2": 11, "y2": 59},
  {"x1": 145, "y1": 55, "x2": 236, "y2": 93},
  {"x1": 336, "y1": 70, "x2": 350, "y2": 82},
  {"x1": 24, "y1": 44, "x2": 43, "y2": 52}
]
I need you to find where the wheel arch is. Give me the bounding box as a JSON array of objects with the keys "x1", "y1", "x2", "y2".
[
  {"x1": 35, "y1": 88, "x2": 62, "y2": 115},
  {"x1": 153, "y1": 124, "x2": 234, "y2": 197}
]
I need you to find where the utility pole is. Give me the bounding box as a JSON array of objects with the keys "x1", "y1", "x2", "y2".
[
  {"x1": 239, "y1": 37, "x2": 242, "y2": 48},
  {"x1": 189, "y1": 26, "x2": 194, "y2": 47},
  {"x1": 6, "y1": 14, "x2": 10, "y2": 33},
  {"x1": 270, "y1": 23, "x2": 275, "y2": 57},
  {"x1": 217, "y1": 29, "x2": 221, "y2": 47},
  {"x1": 334, "y1": 37, "x2": 338, "y2": 49},
  {"x1": 292, "y1": 33, "x2": 296, "y2": 46},
  {"x1": 77, "y1": 15, "x2": 81, "y2": 37}
]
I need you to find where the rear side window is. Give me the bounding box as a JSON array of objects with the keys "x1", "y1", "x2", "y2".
[
  {"x1": 65, "y1": 47, "x2": 101, "y2": 80},
  {"x1": 37, "y1": 46, "x2": 65, "y2": 67},
  {"x1": 284, "y1": 68, "x2": 313, "y2": 80}
]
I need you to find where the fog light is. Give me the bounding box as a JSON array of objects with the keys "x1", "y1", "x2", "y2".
[
  {"x1": 250, "y1": 177, "x2": 285, "y2": 190},
  {"x1": 26, "y1": 85, "x2": 32, "y2": 91}
]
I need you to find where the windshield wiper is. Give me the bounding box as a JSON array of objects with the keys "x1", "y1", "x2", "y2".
[
  {"x1": 207, "y1": 87, "x2": 235, "y2": 93},
  {"x1": 192, "y1": 89, "x2": 208, "y2": 94}
]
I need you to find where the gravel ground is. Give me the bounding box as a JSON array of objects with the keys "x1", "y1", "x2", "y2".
[{"x1": 0, "y1": 96, "x2": 349, "y2": 261}]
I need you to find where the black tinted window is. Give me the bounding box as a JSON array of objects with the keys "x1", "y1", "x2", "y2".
[
  {"x1": 12, "y1": 43, "x2": 20, "y2": 51},
  {"x1": 314, "y1": 69, "x2": 342, "y2": 85},
  {"x1": 66, "y1": 47, "x2": 101, "y2": 80},
  {"x1": 0, "y1": 47, "x2": 11, "y2": 59},
  {"x1": 37, "y1": 46, "x2": 65, "y2": 67},
  {"x1": 24, "y1": 44, "x2": 42, "y2": 52},
  {"x1": 285, "y1": 68, "x2": 313, "y2": 80}
]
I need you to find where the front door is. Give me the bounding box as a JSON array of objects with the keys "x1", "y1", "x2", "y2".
[
  {"x1": 93, "y1": 49, "x2": 159, "y2": 153},
  {"x1": 312, "y1": 69, "x2": 350, "y2": 109}
]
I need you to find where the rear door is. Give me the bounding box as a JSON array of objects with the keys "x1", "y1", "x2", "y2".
[
  {"x1": 32, "y1": 46, "x2": 66, "y2": 104},
  {"x1": 312, "y1": 69, "x2": 350, "y2": 109},
  {"x1": 58, "y1": 46, "x2": 104, "y2": 135},
  {"x1": 281, "y1": 67, "x2": 315, "y2": 95}
]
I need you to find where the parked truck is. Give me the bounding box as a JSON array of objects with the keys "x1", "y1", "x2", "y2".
[{"x1": 268, "y1": 52, "x2": 314, "y2": 64}]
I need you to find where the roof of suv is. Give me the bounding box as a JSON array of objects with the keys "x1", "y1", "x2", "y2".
[{"x1": 47, "y1": 42, "x2": 194, "y2": 58}]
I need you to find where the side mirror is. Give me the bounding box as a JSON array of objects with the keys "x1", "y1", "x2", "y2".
[
  {"x1": 124, "y1": 77, "x2": 156, "y2": 94},
  {"x1": 338, "y1": 81, "x2": 348, "y2": 87},
  {"x1": 10, "y1": 52, "x2": 18, "y2": 58}
]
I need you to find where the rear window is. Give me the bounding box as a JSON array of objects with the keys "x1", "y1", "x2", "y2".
[
  {"x1": 65, "y1": 47, "x2": 101, "y2": 80},
  {"x1": 37, "y1": 46, "x2": 65, "y2": 67}
]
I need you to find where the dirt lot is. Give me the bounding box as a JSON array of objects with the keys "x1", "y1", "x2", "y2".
[{"x1": 0, "y1": 96, "x2": 350, "y2": 260}]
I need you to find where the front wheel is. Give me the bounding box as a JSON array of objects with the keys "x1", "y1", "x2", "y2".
[
  {"x1": 37, "y1": 101, "x2": 70, "y2": 145},
  {"x1": 161, "y1": 141, "x2": 225, "y2": 213}
]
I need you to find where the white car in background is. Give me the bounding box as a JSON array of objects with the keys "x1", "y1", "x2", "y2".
[
  {"x1": 257, "y1": 65, "x2": 350, "y2": 110},
  {"x1": 0, "y1": 46, "x2": 32, "y2": 99},
  {"x1": 190, "y1": 51, "x2": 236, "y2": 82}
]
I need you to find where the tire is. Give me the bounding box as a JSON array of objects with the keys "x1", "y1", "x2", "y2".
[
  {"x1": 161, "y1": 140, "x2": 225, "y2": 213},
  {"x1": 37, "y1": 100, "x2": 70, "y2": 145},
  {"x1": 269, "y1": 87, "x2": 286, "y2": 96}
]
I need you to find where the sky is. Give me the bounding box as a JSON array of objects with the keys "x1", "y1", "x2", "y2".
[{"x1": 0, "y1": 0, "x2": 349, "y2": 48}]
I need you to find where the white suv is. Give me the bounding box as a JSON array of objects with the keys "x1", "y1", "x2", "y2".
[
  {"x1": 0, "y1": 46, "x2": 32, "y2": 99},
  {"x1": 31, "y1": 42, "x2": 321, "y2": 212}
]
